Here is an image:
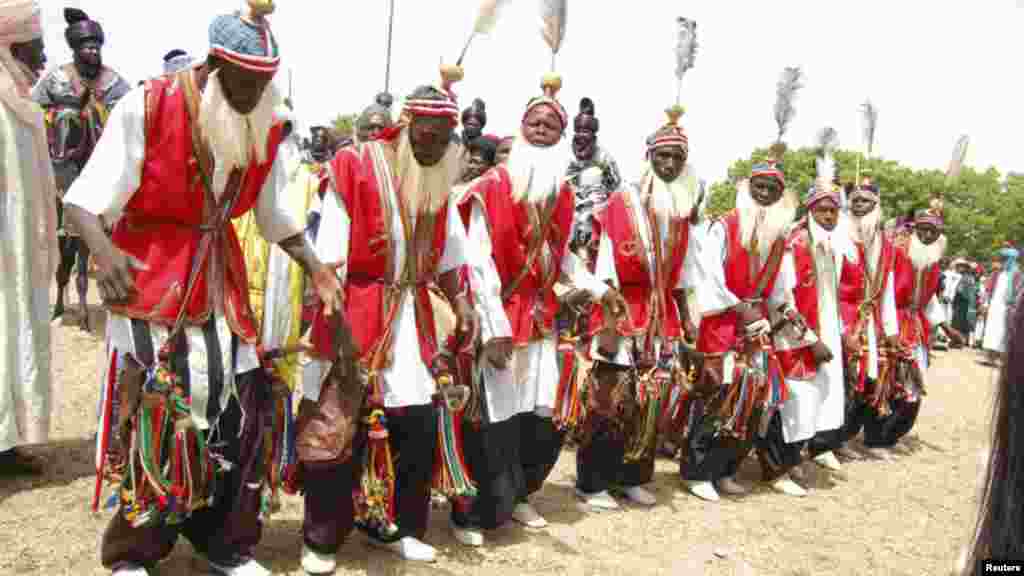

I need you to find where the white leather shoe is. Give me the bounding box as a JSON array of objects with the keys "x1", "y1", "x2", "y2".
[
  {"x1": 622, "y1": 486, "x2": 657, "y2": 506},
  {"x1": 450, "y1": 519, "x2": 484, "y2": 547},
  {"x1": 813, "y1": 451, "x2": 842, "y2": 471},
  {"x1": 769, "y1": 476, "x2": 808, "y2": 497},
  {"x1": 512, "y1": 501, "x2": 548, "y2": 528},
  {"x1": 111, "y1": 566, "x2": 149, "y2": 576},
  {"x1": 686, "y1": 480, "x2": 720, "y2": 502},
  {"x1": 208, "y1": 558, "x2": 271, "y2": 576},
  {"x1": 575, "y1": 489, "x2": 620, "y2": 511},
  {"x1": 716, "y1": 476, "x2": 749, "y2": 496},
  {"x1": 301, "y1": 545, "x2": 337, "y2": 575},
  {"x1": 369, "y1": 536, "x2": 437, "y2": 562}
]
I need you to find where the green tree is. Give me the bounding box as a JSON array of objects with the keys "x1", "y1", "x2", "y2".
[{"x1": 332, "y1": 113, "x2": 358, "y2": 139}]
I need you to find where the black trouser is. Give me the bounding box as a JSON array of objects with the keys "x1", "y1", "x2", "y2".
[
  {"x1": 303, "y1": 403, "x2": 437, "y2": 552},
  {"x1": 863, "y1": 398, "x2": 921, "y2": 448},
  {"x1": 453, "y1": 412, "x2": 565, "y2": 530},
  {"x1": 575, "y1": 414, "x2": 656, "y2": 495},
  {"x1": 808, "y1": 394, "x2": 871, "y2": 457},
  {"x1": 100, "y1": 373, "x2": 269, "y2": 571},
  {"x1": 754, "y1": 412, "x2": 803, "y2": 482},
  {"x1": 680, "y1": 411, "x2": 753, "y2": 483}
]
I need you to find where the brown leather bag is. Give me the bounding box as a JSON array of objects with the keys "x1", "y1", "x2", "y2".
[{"x1": 294, "y1": 360, "x2": 367, "y2": 464}]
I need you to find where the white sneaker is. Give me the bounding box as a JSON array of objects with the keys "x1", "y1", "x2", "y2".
[
  {"x1": 450, "y1": 519, "x2": 484, "y2": 547},
  {"x1": 112, "y1": 566, "x2": 149, "y2": 576},
  {"x1": 575, "y1": 489, "x2": 620, "y2": 511},
  {"x1": 369, "y1": 536, "x2": 437, "y2": 562},
  {"x1": 769, "y1": 476, "x2": 808, "y2": 497},
  {"x1": 813, "y1": 451, "x2": 842, "y2": 471},
  {"x1": 716, "y1": 476, "x2": 749, "y2": 496},
  {"x1": 208, "y1": 558, "x2": 271, "y2": 576},
  {"x1": 512, "y1": 501, "x2": 548, "y2": 528},
  {"x1": 301, "y1": 545, "x2": 337, "y2": 575},
  {"x1": 621, "y1": 486, "x2": 657, "y2": 507},
  {"x1": 685, "y1": 480, "x2": 720, "y2": 502}
]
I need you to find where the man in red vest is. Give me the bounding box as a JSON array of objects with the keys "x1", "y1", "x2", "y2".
[
  {"x1": 680, "y1": 146, "x2": 800, "y2": 501},
  {"x1": 300, "y1": 75, "x2": 479, "y2": 568},
  {"x1": 773, "y1": 177, "x2": 856, "y2": 482},
  {"x1": 866, "y1": 209, "x2": 962, "y2": 450},
  {"x1": 574, "y1": 107, "x2": 701, "y2": 511},
  {"x1": 63, "y1": 10, "x2": 342, "y2": 576},
  {"x1": 826, "y1": 178, "x2": 900, "y2": 462},
  {"x1": 450, "y1": 73, "x2": 622, "y2": 546}
]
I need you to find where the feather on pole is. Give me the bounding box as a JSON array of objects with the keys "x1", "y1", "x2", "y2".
[
  {"x1": 674, "y1": 17, "x2": 698, "y2": 105},
  {"x1": 540, "y1": 0, "x2": 568, "y2": 71},
  {"x1": 946, "y1": 134, "x2": 969, "y2": 181},
  {"x1": 773, "y1": 67, "x2": 804, "y2": 143},
  {"x1": 860, "y1": 100, "x2": 878, "y2": 158},
  {"x1": 815, "y1": 127, "x2": 839, "y2": 203},
  {"x1": 456, "y1": 0, "x2": 511, "y2": 65}
]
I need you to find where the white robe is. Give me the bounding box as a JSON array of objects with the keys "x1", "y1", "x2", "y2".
[
  {"x1": 775, "y1": 240, "x2": 846, "y2": 444},
  {"x1": 588, "y1": 183, "x2": 700, "y2": 366},
  {"x1": 0, "y1": 94, "x2": 59, "y2": 452},
  {"x1": 853, "y1": 235, "x2": 899, "y2": 380},
  {"x1": 465, "y1": 197, "x2": 609, "y2": 424},
  {"x1": 942, "y1": 270, "x2": 961, "y2": 330},
  {"x1": 302, "y1": 143, "x2": 475, "y2": 408},
  {"x1": 983, "y1": 270, "x2": 1014, "y2": 353},
  {"x1": 63, "y1": 86, "x2": 301, "y2": 430}
]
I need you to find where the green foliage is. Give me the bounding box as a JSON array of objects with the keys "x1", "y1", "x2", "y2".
[
  {"x1": 332, "y1": 113, "x2": 358, "y2": 139},
  {"x1": 708, "y1": 147, "x2": 1022, "y2": 262}
]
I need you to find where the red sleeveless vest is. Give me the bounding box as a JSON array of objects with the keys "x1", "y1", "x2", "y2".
[
  {"x1": 588, "y1": 188, "x2": 689, "y2": 340},
  {"x1": 461, "y1": 165, "x2": 574, "y2": 345},
  {"x1": 108, "y1": 71, "x2": 285, "y2": 342},
  {"x1": 697, "y1": 210, "x2": 783, "y2": 355}
]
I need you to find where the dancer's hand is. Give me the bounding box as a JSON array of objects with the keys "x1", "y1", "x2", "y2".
[
  {"x1": 311, "y1": 262, "x2": 344, "y2": 317},
  {"x1": 483, "y1": 337, "x2": 513, "y2": 370},
  {"x1": 94, "y1": 245, "x2": 147, "y2": 304},
  {"x1": 812, "y1": 341, "x2": 834, "y2": 365}
]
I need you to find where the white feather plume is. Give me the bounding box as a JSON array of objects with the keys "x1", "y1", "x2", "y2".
[
  {"x1": 816, "y1": 127, "x2": 839, "y2": 208},
  {"x1": 674, "y1": 17, "x2": 698, "y2": 105},
  {"x1": 860, "y1": 100, "x2": 878, "y2": 158},
  {"x1": 540, "y1": 0, "x2": 568, "y2": 55},
  {"x1": 946, "y1": 134, "x2": 969, "y2": 181},
  {"x1": 473, "y1": 0, "x2": 508, "y2": 35},
  {"x1": 457, "y1": 0, "x2": 511, "y2": 64}
]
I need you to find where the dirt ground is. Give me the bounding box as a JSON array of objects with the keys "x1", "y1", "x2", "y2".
[{"x1": 0, "y1": 288, "x2": 995, "y2": 575}]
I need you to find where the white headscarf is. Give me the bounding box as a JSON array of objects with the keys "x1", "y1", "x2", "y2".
[
  {"x1": 0, "y1": 0, "x2": 59, "y2": 280},
  {"x1": 0, "y1": 0, "x2": 42, "y2": 123}
]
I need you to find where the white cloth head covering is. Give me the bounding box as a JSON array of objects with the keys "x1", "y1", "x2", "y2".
[
  {"x1": 0, "y1": 0, "x2": 59, "y2": 280},
  {"x1": 0, "y1": 0, "x2": 42, "y2": 121}
]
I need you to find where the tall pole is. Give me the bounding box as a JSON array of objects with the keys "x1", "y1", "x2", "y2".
[{"x1": 385, "y1": 0, "x2": 395, "y2": 93}]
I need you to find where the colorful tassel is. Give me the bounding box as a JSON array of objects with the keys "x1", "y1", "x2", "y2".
[
  {"x1": 432, "y1": 403, "x2": 477, "y2": 498},
  {"x1": 354, "y1": 407, "x2": 399, "y2": 538}
]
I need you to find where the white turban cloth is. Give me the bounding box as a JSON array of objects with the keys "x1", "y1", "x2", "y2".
[
  {"x1": 0, "y1": 0, "x2": 58, "y2": 280},
  {"x1": 0, "y1": 0, "x2": 43, "y2": 121}
]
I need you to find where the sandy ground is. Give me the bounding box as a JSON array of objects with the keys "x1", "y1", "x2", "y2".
[{"x1": 0, "y1": 287, "x2": 996, "y2": 575}]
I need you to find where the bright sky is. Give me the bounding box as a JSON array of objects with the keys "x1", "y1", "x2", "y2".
[{"x1": 41, "y1": 1, "x2": 1023, "y2": 184}]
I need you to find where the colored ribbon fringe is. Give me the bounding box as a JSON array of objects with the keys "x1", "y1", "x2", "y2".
[
  {"x1": 432, "y1": 403, "x2": 477, "y2": 498},
  {"x1": 120, "y1": 360, "x2": 216, "y2": 528},
  {"x1": 354, "y1": 404, "x2": 399, "y2": 538},
  {"x1": 553, "y1": 332, "x2": 585, "y2": 433}
]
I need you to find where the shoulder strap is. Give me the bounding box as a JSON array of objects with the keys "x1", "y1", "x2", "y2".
[{"x1": 501, "y1": 185, "x2": 561, "y2": 301}]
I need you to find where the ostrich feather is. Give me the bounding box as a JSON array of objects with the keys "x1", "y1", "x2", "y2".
[
  {"x1": 674, "y1": 17, "x2": 698, "y2": 82},
  {"x1": 946, "y1": 134, "x2": 969, "y2": 181},
  {"x1": 773, "y1": 67, "x2": 803, "y2": 142},
  {"x1": 473, "y1": 0, "x2": 509, "y2": 35},
  {"x1": 860, "y1": 100, "x2": 878, "y2": 157},
  {"x1": 457, "y1": 0, "x2": 511, "y2": 64},
  {"x1": 540, "y1": 0, "x2": 568, "y2": 55},
  {"x1": 816, "y1": 127, "x2": 839, "y2": 209}
]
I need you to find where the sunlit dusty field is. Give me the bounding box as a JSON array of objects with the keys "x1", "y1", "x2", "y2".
[{"x1": 0, "y1": 283, "x2": 993, "y2": 575}]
